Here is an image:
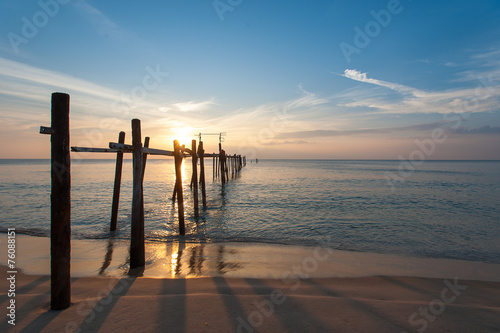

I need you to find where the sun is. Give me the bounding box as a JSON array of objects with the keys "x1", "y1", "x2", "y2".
[{"x1": 172, "y1": 127, "x2": 196, "y2": 148}]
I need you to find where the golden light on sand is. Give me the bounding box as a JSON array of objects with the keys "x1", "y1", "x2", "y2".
[{"x1": 171, "y1": 243, "x2": 179, "y2": 278}]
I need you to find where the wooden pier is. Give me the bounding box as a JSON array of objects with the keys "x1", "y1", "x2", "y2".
[{"x1": 40, "y1": 92, "x2": 246, "y2": 309}]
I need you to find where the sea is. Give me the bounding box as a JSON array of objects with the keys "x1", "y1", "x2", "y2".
[{"x1": 1, "y1": 159, "x2": 499, "y2": 264}]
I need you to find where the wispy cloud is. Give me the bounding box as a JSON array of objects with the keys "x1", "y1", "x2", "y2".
[
  {"x1": 72, "y1": 0, "x2": 126, "y2": 40},
  {"x1": 277, "y1": 121, "x2": 448, "y2": 139},
  {"x1": 339, "y1": 68, "x2": 499, "y2": 115},
  {"x1": 341, "y1": 69, "x2": 417, "y2": 95},
  {"x1": 285, "y1": 85, "x2": 330, "y2": 109},
  {"x1": 173, "y1": 99, "x2": 216, "y2": 112},
  {"x1": 451, "y1": 125, "x2": 500, "y2": 135}
]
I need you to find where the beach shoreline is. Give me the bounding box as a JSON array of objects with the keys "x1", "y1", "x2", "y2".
[
  {"x1": 2, "y1": 233, "x2": 500, "y2": 281},
  {"x1": 1, "y1": 233, "x2": 500, "y2": 332}
]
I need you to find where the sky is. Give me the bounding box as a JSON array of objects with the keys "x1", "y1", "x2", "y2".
[{"x1": 0, "y1": 0, "x2": 499, "y2": 159}]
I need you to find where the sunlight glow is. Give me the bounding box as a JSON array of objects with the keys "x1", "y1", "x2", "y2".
[{"x1": 173, "y1": 126, "x2": 196, "y2": 147}]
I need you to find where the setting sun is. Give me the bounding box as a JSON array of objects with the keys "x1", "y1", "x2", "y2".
[{"x1": 172, "y1": 126, "x2": 196, "y2": 147}]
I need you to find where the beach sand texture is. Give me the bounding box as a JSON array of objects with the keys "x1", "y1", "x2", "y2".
[{"x1": 1, "y1": 234, "x2": 500, "y2": 332}]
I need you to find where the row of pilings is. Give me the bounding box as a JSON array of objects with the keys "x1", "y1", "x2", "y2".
[{"x1": 40, "y1": 92, "x2": 248, "y2": 309}]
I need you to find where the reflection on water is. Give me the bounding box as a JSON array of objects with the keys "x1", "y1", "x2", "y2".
[
  {"x1": 98, "y1": 238, "x2": 115, "y2": 276},
  {"x1": 167, "y1": 241, "x2": 243, "y2": 277},
  {"x1": 97, "y1": 239, "x2": 245, "y2": 278}
]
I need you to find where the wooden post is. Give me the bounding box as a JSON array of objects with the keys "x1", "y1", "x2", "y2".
[
  {"x1": 49, "y1": 92, "x2": 71, "y2": 310},
  {"x1": 140, "y1": 137, "x2": 150, "y2": 228},
  {"x1": 225, "y1": 152, "x2": 229, "y2": 181},
  {"x1": 220, "y1": 149, "x2": 226, "y2": 185},
  {"x1": 130, "y1": 119, "x2": 144, "y2": 269},
  {"x1": 198, "y1": 141, "x2": 207, "y2": 208},
  {"x1": 213, "y1": 155, "x2": 215, "y2": 181},
  {"x1": 191, "y1": 140, "x2": 199, "y2": 217},
  {"x1": 174, "y1": 140, "x2": 185, "y2": 235},
  {"x1": 110, "y1": 131, "x2": 125, "y2": 231},
  {"x1": 216, "y1": 155, "x2": 219, "y2": 178}
]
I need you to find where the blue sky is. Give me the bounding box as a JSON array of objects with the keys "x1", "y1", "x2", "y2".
[{"x1": 1, "y1": 0, "x2": 499, "y2": 159}]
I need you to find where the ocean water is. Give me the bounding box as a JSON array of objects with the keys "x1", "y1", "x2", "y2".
[{"x1": 1, "y1": 159, "x2": 499, "y2": 264}]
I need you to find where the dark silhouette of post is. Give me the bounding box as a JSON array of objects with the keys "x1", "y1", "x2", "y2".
[
  {"x1": 140, "y1": 137, "x2": 150, "y2": 228},
  {"x1": 110, "y1": 131, "x2": 125, "y2": 231},
  {"x1": 220, "y1": 149, "x2": 226, "y2": 185},
  {"x1": 130, "y1": 119, "x2": 144, "y2": 269},
  {"x1": 50, "y1": 92, "x2": 71, "y2": 310},
  {"x1": 198, "y1": 141, "x2": 207, "y2": 208},
  {"x1": 174, "y1": 140, "x2": 185, "y2": 235},
  {"x1": 191, "y1": 140, "x2": 199, "y2": 217}
]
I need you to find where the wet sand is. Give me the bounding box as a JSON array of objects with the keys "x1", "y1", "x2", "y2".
[{"x1": 1, "y1": 234, "x2": 500, "y2": 332}]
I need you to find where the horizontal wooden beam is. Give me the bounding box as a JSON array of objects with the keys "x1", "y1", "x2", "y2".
[
  {"x1": 40, "y1": 126, "x2": 54, "y2": 135},
  {"x1": 142, "y1": 147, "x2": 174, "y2": 156},
  {"x1": 109, "y1": 142, "x2": 134, "y2": 151},
  {"x1": 71, "y1": 147, "x2": 124, "y2": 153},
  {"x1": 72, "y1": 143, "x2": 223, "y2": 158}
]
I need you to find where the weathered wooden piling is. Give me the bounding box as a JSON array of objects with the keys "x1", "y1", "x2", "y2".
[
  {"x1": 140, "y1": 137, "x2": 150, "y2": 228},
  {"x1": 174, "y1": 140, "x2": 185, "y2": 235},
  {"x1": 110, "y1": 131, "x2": 125, "y2": 231},
  {"x1": 198, "y1": 141, "x2": 207, "y2": 208},
  {"x1": 49, "y1": 92, "x2": 71, "y2": 310},
  {"x1": 130, "y1": 119, "x2": 145, "y2": 269},
  {"x1": 191, "y1": 140, "x2": 199, "y2": 217},
  {"x1": 216, "y1": 155, "x2": 219, "y2": 178},
  {"x1": 220, "y1": 149, "x2": 226, "y2": 185}
]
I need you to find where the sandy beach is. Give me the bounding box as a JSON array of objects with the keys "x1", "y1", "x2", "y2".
[{"x1": 1, "y1": 234, "x2": 500, "y2": 332}]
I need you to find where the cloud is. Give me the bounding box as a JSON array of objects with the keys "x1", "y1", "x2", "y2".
[
  {"x1": 341, "y1": 69, "x2": 417, "y2": 95},
  {"x1": 277, "y1": 121, "x2": 448, "y2": 139},
  {"x1": 285, "y1": 85, "x2": 330, "y2": 109},
  {"x1": 0, "y1": 57, "x2": 120, "y2": 105},
  {"x1": 451, "y1": 125, "x2": 500, "y2": 135},
  {"x1": 173, "y1": 99, "x2": 216, "y2": 112},
  {"x1": 72, "y1": 0, "x2": 125, "y2": 39},
  {"x1": 339, "y1": 68, "x2": 499, "y2": 115}
]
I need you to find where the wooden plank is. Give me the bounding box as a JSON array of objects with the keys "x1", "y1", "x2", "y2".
[
  {"x1": 142, "y1": 147, "x2": 174, "y2": 156},
  {"x1": 109, "y1": 142, "x2": 134, "y2": 151},
  {"x1": 49, "y1": 92, "x2": 71, "y2": 310},
  {"x1": 71, "y1": 147, "x2": 123, "y2": 153},
  {"x1": 203, "y1": 153, "x2": 219, "y2": 157},
  {"x1": 110, "y1": 131, "x2": 125, "y2": 231},
  {"x1": 40, "y1": 126, "x2": 54, "y2": 135},
  {"x1": 130, "y1": 119, "x2": 145, "y2": 269}
]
